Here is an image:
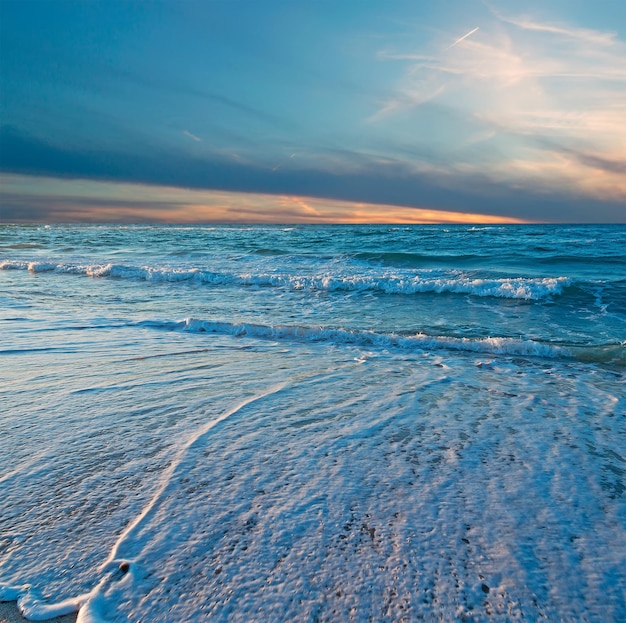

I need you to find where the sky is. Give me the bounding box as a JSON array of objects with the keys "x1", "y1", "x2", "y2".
[{"x1": 1, "y1": 0, "x2": 625, "y2": 224}]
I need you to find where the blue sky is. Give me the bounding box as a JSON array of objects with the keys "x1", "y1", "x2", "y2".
[{"x1": 1, "y1": 0, "x2": 625, "y2": 223}]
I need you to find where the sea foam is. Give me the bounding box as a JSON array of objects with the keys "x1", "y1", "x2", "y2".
[
  {"x1": 0, "y1": 259, "x2": 570, "y2": 300},
  {"x1": 138, "y1": 318, "x2": 572, "y2": 360}
]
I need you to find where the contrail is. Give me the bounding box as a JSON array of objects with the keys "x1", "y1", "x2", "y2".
[{"x1": 445, "y1": 26, "x2": 479, "y2": 50}]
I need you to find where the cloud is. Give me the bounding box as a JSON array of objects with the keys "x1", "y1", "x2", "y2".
[
  {"x1": 1, "y1": 126, "x2": 624, "y2": 223},
  {"x1": 370, "y1": 8, "x2": 626, "y2": 206},
  {"x1": 0, "y1": 174, "x2": 526, "y2": 224},
  {"x1": 492, "y1": 11, "x2": 617, "y2": 47}
]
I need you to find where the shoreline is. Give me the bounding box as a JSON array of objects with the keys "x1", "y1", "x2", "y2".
[{"x1": 0, "y1": 602, "x2": 77, "y2": 623}]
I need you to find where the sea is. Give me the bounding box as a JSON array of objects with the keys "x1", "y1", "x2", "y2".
[{"x1": 1, "y1": 223, "x2": 624, "y2": 622}]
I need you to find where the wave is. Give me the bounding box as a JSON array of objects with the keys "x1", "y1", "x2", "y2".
[
  {"x1": 134, "y1": 318, "x2": 625, "y2": 365},
  {"x1": 0, "y1": 259, "x2": 570, "y2": 300}
]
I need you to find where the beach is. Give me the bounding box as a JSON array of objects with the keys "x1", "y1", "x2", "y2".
[{"x1": 1, "y1": 224, "x2": 624, "y2": 621}]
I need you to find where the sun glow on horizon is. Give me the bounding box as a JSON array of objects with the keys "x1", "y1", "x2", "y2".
[{"x1": 0, "y1": 175, "x2": 529, "y2": 225}]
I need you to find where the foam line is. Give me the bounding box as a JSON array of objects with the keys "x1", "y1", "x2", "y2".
[
  {"x1": 60, "y1": 383, "x2": 289, "y2": 622},
  {"x1": 103, "y1": 382, "x2": 288, "y2": 569}
]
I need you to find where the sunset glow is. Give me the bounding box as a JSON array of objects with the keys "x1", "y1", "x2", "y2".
[{"x1": 0, "y1": 175, "x2": 526, "y2": 224}]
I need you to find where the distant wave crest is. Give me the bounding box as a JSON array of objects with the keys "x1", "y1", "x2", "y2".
[{"x1": 0, "y1": 259, "x2": 570, "y2": 300}]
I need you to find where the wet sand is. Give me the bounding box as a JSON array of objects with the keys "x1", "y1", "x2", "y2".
[{"x1": 0, "y1": 602, "x2": 77, "y2": 623}]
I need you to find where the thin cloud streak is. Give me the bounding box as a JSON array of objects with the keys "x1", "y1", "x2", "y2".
[
  {"x1": 182, "y1": 130, "x2": 202, "y2": 142},
  {"x1": 490, "y1": 8, "x2": 617, "y2": 46},
  {"x1": 368, "y1": 85, "x2": 445, "y2": 122}
]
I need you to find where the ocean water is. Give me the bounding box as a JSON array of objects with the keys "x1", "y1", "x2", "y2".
[{"x1": 1, "y1": 223, "x2": 624, "y2": 622}]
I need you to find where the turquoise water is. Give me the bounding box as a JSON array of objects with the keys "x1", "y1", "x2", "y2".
[
  {"x1": 2, "y1": 224, "x2": 625, "y2": 357},
  {"x1": 1, "y1": 224, "x2": 625, "y2": 621}
]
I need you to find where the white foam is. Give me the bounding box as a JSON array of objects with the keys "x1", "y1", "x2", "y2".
[
  {"x1": 18, "y1": 592, "x2": 82, "y2": 621},
  {"x1": 28, "y1": 262, "x2": 58, "y2": 273},
  {"x1": 0, "y1": 259, "x2": 570, "y2": 300},
  {"x1": 2, "y1": 317, "x2": 624, "y2": 622},
  {"x1": 161, "y1": 317, "x2": 571, "y2": 359},
  {"x1": 2, "y1": 225, "x2": 624, "y2": 621}
]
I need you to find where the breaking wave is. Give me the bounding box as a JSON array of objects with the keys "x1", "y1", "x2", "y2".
[
  {"x1": 0, "y1": 259, "x2": 570, "y2": 300},
  {"x1": 133, "y1": 318, "x2": 625, "y2": 364}
]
